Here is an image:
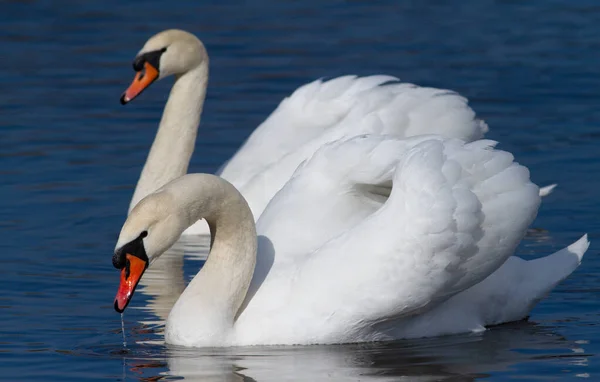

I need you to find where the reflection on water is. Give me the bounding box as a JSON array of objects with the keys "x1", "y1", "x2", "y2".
[
  {"x1": 116, "y1": 321, "x2": 591, "y2": 381},
  {"x1": 136, "y1": 236, "x2": 211, "y2": 328},
  {"x1": 110, "y1": 236, "x2": 592, "y2": 381}
]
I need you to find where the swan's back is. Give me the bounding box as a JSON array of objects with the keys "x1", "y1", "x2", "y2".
[
  {"x1": 219, "y1": 76, "x2": 488, "y2": 192},
  {"x1": 236, "y1": 134, "x2": 540, "y2": 345}
]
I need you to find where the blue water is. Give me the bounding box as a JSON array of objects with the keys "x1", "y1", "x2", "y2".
[{"x1": 1, "y1": 0, "x2": 599, "y2": 380}]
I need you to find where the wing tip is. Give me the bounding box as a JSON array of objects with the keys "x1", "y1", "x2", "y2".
[
  {"x1": 568, "y1": 234, "x2": 590, "y2": 263},
  {"x1": 539, "y1": 184, "x2": 558, "y2": 197}
]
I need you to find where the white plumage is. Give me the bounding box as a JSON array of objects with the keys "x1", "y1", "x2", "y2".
[{"x1": 116, "y1": 134, "x2": 588, "y2": 347}]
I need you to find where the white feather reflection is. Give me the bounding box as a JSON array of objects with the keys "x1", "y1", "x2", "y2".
[{"x1": 152, "y1": 324, "x2": 591, "y2": 381}]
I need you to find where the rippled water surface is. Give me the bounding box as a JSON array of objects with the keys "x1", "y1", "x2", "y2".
[{"x1": 1, "y1": 0, "x2": 599, "y2": 380}]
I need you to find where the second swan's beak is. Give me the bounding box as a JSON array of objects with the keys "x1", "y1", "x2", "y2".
[
  {"x1": 120, "y1": 62, "x2": 159, "y2": 105},
  {"x1": 114, "y1": 253, "x2": 148, "y2": 313}
]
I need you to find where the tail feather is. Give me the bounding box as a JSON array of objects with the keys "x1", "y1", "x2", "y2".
[
  {"x1": 526, "y1": 234, "x2": 589, "y2": 283},
  {"x1": 386, "y1": 235, "x2": 591, "y2": 338},
  {"x1": 473, "y1": 234, "x2": 590, "y2": 325}
]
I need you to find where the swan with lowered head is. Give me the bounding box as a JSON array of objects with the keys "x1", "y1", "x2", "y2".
[
  {"x1": 119, "y1": 29, "x2": 558, "y2": 235},
  {"x1": 112, "y1": 134, "x2": 587, "y2": 347}
]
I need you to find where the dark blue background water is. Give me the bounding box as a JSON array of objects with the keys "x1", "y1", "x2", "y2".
[{"x1": 1, "y1": 0, "x2": 599, "y2": 380}]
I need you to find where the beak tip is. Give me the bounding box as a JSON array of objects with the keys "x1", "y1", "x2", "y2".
[
  {"x1": 120, "y1": 94, "x2": 129, "y2": 105},
  {"x1": 114, "y1": 299, "x2": 125, "y2": 313}
]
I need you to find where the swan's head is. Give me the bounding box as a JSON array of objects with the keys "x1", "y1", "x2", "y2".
[
  {"x1": 120, "y1": 29, "x2": 207, "y2": 104},
  {"x1": 112, "y1": 191, "x2": 186, "y2": 312}
]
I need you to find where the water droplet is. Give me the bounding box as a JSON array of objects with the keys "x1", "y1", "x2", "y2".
[{"x1": 120, "y1": 313, "x2": 127, "y2": 348}]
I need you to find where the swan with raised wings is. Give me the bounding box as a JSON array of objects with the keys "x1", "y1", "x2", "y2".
[
  {"x1": 112, "y1": 134, "x2": 587, "y2": 347},
  {"x1": 119, "y1": 29, "x2": 556, "y2": 235}
]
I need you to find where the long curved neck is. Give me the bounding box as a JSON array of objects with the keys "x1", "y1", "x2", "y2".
[
  {"x1": 129, "y1": 62, "x2": 209, "y2": 213},
  {"x1": 165, "y1": 174, "x2": 257, "y2": 346}
]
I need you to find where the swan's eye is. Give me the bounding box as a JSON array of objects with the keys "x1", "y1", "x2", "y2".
[
  {"x1": 113, "y1": 231, "x2": 149, "y2": 269},
  {"x1": 131, "y1": 48, "x2": 166, "y2": 72},
  {"x1": 132, "y1": 56, "x2": 145, "y2": 71}
]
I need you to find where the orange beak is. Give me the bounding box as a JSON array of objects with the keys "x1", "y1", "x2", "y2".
[
  {"x1": 114, "y1": 254, "x2": 148, "y2": 312},
  {"x1": 120, "y1": 62, "x2": 159, "y2": 105}
]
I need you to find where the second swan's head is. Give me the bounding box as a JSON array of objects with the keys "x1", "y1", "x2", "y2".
[
  {"x1": 120, "y1": 29, "x2": 208, "y2": 104},
  {"x1": 112, "y1": 190, "x2": 186, "y2": 313}
]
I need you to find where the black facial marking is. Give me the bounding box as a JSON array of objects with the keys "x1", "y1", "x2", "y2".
[
  {"x1": 138, "y1": 67, "x2": 146, "y2": 81},
  {"x1": 131, "y1": 48, "x2": 167, "y2": 72},
  {"x1": 132, "y1": 55, "x2": 145, "y2": 72},
  {"x1": 125, "y1": 258, "x2": 131, "y2": 279},
  {"x1": 112, "y1": 232, "x2": 149, "y2": 269}
]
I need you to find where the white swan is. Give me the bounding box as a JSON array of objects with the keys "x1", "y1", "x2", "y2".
[
  {"x1": 121, "y1": 29, "x2": 555, "y2": 235},
  {"x1": 112, "y1": 134, "x2": 587, "y2": 347}
]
